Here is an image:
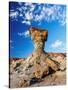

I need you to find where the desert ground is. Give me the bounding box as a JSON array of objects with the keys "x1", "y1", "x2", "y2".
[{"x1": 9, "y1": 52, "x2": 66, "y2": 88}]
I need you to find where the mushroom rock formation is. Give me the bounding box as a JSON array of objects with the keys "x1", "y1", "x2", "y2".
[
  {"x1": 20, "y1": 27, "x2": 59, "y2": 83},
  {"x1": 29, "y1": 27, "x2": 66, "y2": 71},
  {"x1": 10, "y1": 27, "x2": 66, "y2": 88}
]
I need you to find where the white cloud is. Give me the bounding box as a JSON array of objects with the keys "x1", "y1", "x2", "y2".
[
  {"x1": 51, "y1": 40, "x2": 63, "y2": 48},
  {"x1": 10, "y1": 10, "x2": 14, "y2": 12},
  {"x1": 24, "y1": 2, "x2": 35, "y2": 11},
  {"x1": 10, "y1": 3, "x2": 66, "y2": 26},
  {"x1": 34, "y1": 5, "x2": 66, "y2": 25},
  {"x1": 10, "y1": 40, "x2": 14, "y2": 49},
  {"x1": 61, "y1": 43, "x2": 66, "y2": 52},
  {"x1": 18, "y1": 2, "x2": 22, "y2": 6},
  {"x1": 25, "y1": 12, "x2": 33, "y2": 20},
  {"x1": 34, "y1": 14, "x2": 44, "y2": 21},
  {"x1": 22, "y1": 20, "x2": 31, "y2": 25},
  {"x1": 18, "y1": 31, "x2": 29, "y2": 37},
  {"x1": 24, "y1": 31, "x2": 29, "y2": 36},
  {"x1": 10, "y1": 11, "x2": 19, "y2": 19},
  {"x1": 10, "y1": 40, "x2": 13, "y2": 43},
  {"x1": 50, "y1": 40, "x2": 66, "y2": 52}
]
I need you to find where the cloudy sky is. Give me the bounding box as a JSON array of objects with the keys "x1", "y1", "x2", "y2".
[{"x1": 9, "y1": 2, "x2": 66, "y2": 58}]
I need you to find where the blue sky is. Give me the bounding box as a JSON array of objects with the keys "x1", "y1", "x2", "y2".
[{"x1": 9, "y1": 2, "x2": 66, "y2": 58}]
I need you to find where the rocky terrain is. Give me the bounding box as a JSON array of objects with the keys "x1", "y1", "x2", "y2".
[{"x1": 9, "y1": 27, "x2": 66, "y2": 88}]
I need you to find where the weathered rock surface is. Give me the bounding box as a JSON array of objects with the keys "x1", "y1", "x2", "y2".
[{"x1": 9, "y1": 27, "x2": 66, "y2": 88}]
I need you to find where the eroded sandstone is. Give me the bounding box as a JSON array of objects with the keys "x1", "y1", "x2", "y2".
[{"x1": 9, "y1": 27, "x2": 66, "y2": 88}]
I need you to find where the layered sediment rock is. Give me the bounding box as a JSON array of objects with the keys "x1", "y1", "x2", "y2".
[{"x1": 10, "y1": 27, "x2": 66, "y2": 88}]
